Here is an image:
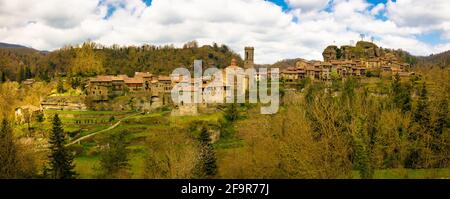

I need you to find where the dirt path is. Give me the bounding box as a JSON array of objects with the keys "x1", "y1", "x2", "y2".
[{"x1": 65, "y1": 112, "x2": 141, "y2": 147}]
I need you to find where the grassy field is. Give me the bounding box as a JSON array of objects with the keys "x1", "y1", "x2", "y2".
[
  {"x1": 69, "y1": 109, "x2": 225, "y2": 179},
  {"x1": 352, "y1": 168, "x2": 450, "y2": 179}
]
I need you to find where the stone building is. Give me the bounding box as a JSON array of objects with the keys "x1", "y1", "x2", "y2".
[
  {"x1": 281, "y1": 67, "x2": 305, "y2": 82},
  {"x1": 244, "y1": 46, "x2": 255, "y2": 69},
  {"x1": 15, "y1": 105, "x2": 43, "y2": 124},
  {"x1": 40, "y1": 96, "x2": 87, "y2": 111},
  {"x1": 281, "y1": 41, "x2": 411, "y2": 82}
]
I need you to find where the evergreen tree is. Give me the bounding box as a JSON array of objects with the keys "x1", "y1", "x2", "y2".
[
  {"x1": 0, "y1": 119, "x2": 19, "y2": 178},
  {"x1": 98, "y1": 132, "x2": 129, "y2": 178},
  {"x1": 391, "y1": 73, "x2": 411, "y2": 113},
  {"x1": 57, "y1": 79, "x2": 65, "y2": 93},
  {"x1": 434, "y1": 98, "x2": 449, "y2": 136},
  {"x1": 432, "y1": 98, "x2": 449, "y2": 166},
  {"x1": 16, "y1": 66, "x2": 24, "y2": 83},
  {"x1": 0, "y1": 70, "x2": 4, "y2": 83},
  {"x1": 197, "y1": 126, "x2": 217, "y2": 178},
  {"x1": 353, "y1": 118, "x2": 374, "y2": 179},
  {"x1": 414, "y1": 83, "x2": 430, "y2": 128},
  {"x1": 47, "y1": 114, "x2": 76, "y2": 179},
  {"x1": 25, "y1": 66, "x2": 32, "y2": 79},
  {"x1": 224, "y1": 103, "x2": 239, "y2": 122},
  {"x1": 39, "y1": 70, "x2": 50, "y2": 82},
  {"x1": 354, "y1": 138, "x2": 372, "y2": 179}
]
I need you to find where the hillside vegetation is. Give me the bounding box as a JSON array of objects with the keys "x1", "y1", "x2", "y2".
[{"x1": 0, "y1": 41, "x2": 242, "y2": 82}]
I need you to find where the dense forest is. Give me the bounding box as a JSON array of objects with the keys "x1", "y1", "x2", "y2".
[
  {"x1": 0, "y1": 41, "x2": 242, "y2": 82},
  {"x1": 417, "y1": 51, "x2": 450, "y2": 69}
]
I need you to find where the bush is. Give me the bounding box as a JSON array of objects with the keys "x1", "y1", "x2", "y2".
[{"x1": 67, "y1": 144, "x2": 84, "y2": 156}]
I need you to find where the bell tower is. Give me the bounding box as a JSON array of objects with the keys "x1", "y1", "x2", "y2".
[{"x1": 244, "y1": 47, "x2": 254, "y2": 69}]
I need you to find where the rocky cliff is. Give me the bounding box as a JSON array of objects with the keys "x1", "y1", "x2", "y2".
[{"x1": 322, "y1": 41, "x2": 386, "y2": 62}]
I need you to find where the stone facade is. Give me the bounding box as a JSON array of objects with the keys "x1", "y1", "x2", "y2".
[
  {"x1": 244, "y1": 46, "x2": 254, "y2": 69},
  {"x1": 41, "y1": 96, "x2": 87, "y2": 111},
  {"x1": 282, "y1": 41, "x2": 411, "y2": 82},
  {"x1": 15, "y1": 105, "x2": 43, "y2": 124}
]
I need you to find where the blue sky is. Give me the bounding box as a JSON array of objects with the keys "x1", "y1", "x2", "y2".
[
  {"x1": 1, "y1": 0, "x2": 449, "y2": 63},
  {"x1": 266, "y1": 0, "x2": 443, "y2": 47},
  {"x1": 134, "y1": 0, "x2": 445, "y2": 46},
  {"x1": 102, "y1": 0, "x2": 445, "y2": 49}
]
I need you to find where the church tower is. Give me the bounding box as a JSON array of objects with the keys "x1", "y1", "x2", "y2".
[{"x1": 244, "y1": 47, "x2": 254, "y2": 69}]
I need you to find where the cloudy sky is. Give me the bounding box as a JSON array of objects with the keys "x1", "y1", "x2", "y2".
[{"x1": 1, "y1": 0, "x2": 449, "y2": 63}]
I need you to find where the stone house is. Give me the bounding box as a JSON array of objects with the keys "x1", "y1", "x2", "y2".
[
  {"x1": 282, "y1": 67, "x2": 305, "y2": 82},
  {"x1": 15, "y1": 105, "x2": 43, "y2": 124}
]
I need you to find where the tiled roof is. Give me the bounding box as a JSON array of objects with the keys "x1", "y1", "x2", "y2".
[{"x1": 158, "y1": 76, "x2": 172, "y2": 81}]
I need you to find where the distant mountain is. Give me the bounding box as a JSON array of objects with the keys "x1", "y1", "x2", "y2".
[
  {"x1": 0, "y1": 42, "x2": 32, "y2": 49},
  {"x1": 416, "y1": 50, "x2": 450, "y2": 68}
]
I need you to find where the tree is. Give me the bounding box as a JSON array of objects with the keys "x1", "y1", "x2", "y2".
[
  {"x1": 224, "y1": 103, "x2": 239, "y2": 122},
  {"x1": 144, "y1": 129, "x2": 198, "y2": 179},
  {"x1": 354, "y1": 137, "x2": 372, "y2": 179},
  {"x1": 47, "y1": 114, "x2": 76, "y2": 179},
  {"x1": 36, "y1": 112, "x2": 45, "y2": 123},
  {"x1": 434, "y1": 98, "x2": 449, "y2": 136},
  {"x1": 25, "y1": 66, "x2": 32, "y2": 79},
  {"x1": 406, "y1": 83, "x2": 432, "y2": 169},
  {"x1": 16, "y1": 66, "x2": 25, "y2": 83},
  {"x1": 57, "y1": 79, "x2": 65, "y2": 93},
  {"x1": 391, "y1": 73, "x2": 411, "y2": 113},
  {"x1": 0, "y1": 70, "x2": 4, "y2": 83},
  {"x1": 39, "y1": 69, "x2": 50, "y2": 82},
  {"x1": 414, "y1": 83, "x2": 430, "y2": 127},
  {"x1": 70, "y1": 76, "x2": 81, "y2": 89},
  {"x1": 0, "y1": 119, "x2": 19, "y2": 178},
  {"x1": 98, "y1": 131, "x2": 130, "y2": 178},
  {"x1": 196, "y1": 126, "x2": 217, "y2": 178},
  {"x1": 432, "y1": 98, "x2": 449, "y2": 167},
  {"x1": 70, "y1": 42, "x2": 104, "y2": 76}
]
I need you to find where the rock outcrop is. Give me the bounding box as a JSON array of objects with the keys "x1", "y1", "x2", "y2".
[{"x1": 322, "y1": 41, "x2": 384, "y2": 62}]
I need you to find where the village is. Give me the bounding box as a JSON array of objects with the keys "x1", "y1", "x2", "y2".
[
  {"x1": 4, "y1": 40, "x2": 449, "y2": 181},
  {"x1": 13, "y1": 41, "x2": 414, "y2": 124},
  {"x1": 3, "y1": 0, "x2": 450, "y2": 185}
]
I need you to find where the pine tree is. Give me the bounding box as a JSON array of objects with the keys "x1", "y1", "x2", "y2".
[
  {"x1": 0, "y1": 70, "x2": 3, "y2": 83},
  {"x1": 47, "y1": 114, "x2": 76, "y2": 179},
  {"x1": 432, "y1": 98, "x2": 449, "y2": 166},
  {"x1": 353, "y1": 118, "x2": 374, "y2": 179},
  {"x1": 0, "y1": 119, "x2": 19, "y2": 178},
  {"x1": 25, "y1": 66, "x2": 32, "y2": 79},
  {"x1": 434, "y1": 98, "x2": 449, "y2": 136},
  {"x1": 197, "y1": 126, "x2": 217, "y2": 178},
  {"x1": 414, "y1": 83, "x2": 430, "y2": 128},
  {"x1": 354, "y1": 138, "x2": 372, "y2": 179},
  {"x1": 16, "y1": 66, "x2": 24, "y2": 83},
  {"x1": 224, "y1": 103, "x2": 239, "y2": 122},
  {"x1": 391, "y1": 73, "x2": 411, "y2": 113}
]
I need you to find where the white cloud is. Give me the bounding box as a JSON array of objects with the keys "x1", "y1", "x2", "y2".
[
  {"x1": 286, "y1": 0, "x2": 330, "y2": 12},
  {"x1": 0, "y1": 0, "x2": 449, "y2": 63},
  {"x1": 386, "y1": 0, "x2": 450, "y2": 29}
]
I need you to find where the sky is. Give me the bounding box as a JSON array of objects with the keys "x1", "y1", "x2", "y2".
[{"x1": 1, "y1": 0, "x2": 450, "y2": 64}]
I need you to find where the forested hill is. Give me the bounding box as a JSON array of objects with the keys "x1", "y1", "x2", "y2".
[
  {"x1": 0, "y1": 43, "x2": 43, "y2": 82},
  {"x1": 0, "y1": 41, "x2": 242, "y2": 82},
  {"x1": 0, "y1": 42, "x2": 33, "y2": 49},
  {"x1": 416, "y1": 50, "x2": 450, "y2": 68}
]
